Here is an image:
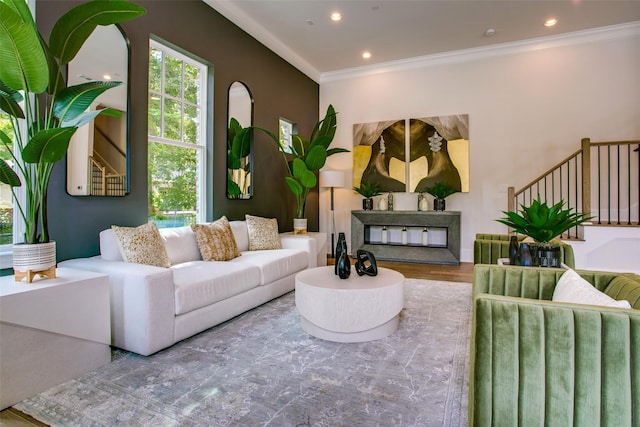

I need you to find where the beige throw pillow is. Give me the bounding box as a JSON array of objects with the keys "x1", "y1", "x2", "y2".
[
  {"x1": 245, "y1": 214, "x2": 281, "y2": 250},
  {"x1": 191, "y1": 216, "x2": 240, "y2": 261},
  {"x1": 111, "y1": 222, "x2": 170, "y2": 267}
]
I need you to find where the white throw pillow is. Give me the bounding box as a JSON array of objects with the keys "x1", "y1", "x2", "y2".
[{"x1": 552, "y1": 269, "x2": 631, "y2": 309}]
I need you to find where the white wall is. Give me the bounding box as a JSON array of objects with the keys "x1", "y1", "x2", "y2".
[{"x1": 319, "y1": 24, "x2": 640, "y2": 264}]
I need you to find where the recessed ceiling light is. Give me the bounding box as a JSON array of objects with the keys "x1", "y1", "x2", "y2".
[
  {"x1": 544, "y1": 17, "x2": 558, "y2": 27},
  {"x1": 103, "y1": 74, "x2": 112, "y2": 80},
  {"x1": 362, "y1": 51, "x2": 371, "y2": 59},
  {"x1": 330, "y1": 11, "x2": 342, "y2": 22}
]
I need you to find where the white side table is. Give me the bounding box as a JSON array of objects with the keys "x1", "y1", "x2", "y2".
[
  {"x1": 295, "y1": 266, "x2": 405, "y2": 342},
  {"x1": 0, "y1": 267, "x2": 111, "y2": 410}
]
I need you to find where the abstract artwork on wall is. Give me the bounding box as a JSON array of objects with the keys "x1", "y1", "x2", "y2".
[{"x1": 353, "y1": 115, "x2": 469, "y2": 193}]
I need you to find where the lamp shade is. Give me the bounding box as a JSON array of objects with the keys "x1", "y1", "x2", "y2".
[{"x1": 319, "y1": 170, "x2": 345, "y2": 188}]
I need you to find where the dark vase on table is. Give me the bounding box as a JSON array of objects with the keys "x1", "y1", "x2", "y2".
[
  {"x1": 335, "y1": 232, "x2": 346, "y2": 275},
  {"x1": 337, "y1": 239, "x2": 351, "y2": 279},
  {"x1": 516, "y1": 242, "x2": 533, "y2": 266},
  {"x1": 508, "y1": 235, "x2": 519, "y2": 265},
  {"x1": 362, "y1": 198, "x2": 373, "y2": 210}
]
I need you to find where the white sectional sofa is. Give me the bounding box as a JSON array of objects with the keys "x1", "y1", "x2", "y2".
[{"x1": 59, "y1": 220, "x2": 325, "y2": 356}]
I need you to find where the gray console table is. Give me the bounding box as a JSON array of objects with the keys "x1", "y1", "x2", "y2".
[{"x1": 351, "y1": 210, "x2": 461, "y2": 265}]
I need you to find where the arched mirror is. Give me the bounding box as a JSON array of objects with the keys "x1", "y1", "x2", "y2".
[
  {"x1": 227, "y1": 81, "x2": 253, "y2": 199},
  {"x1": 66, "y1": 24, "x2": 129, "y2": 196}
]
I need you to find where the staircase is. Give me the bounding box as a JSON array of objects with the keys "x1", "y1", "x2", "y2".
[
  {"x1": 90, "y1": 155, "x2": 125, "y2": 196},
  {"x1": 508, "y1": 138, "x2": 640, "y2": 272}
]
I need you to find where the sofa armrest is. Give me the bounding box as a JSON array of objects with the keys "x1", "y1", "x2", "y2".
[
  {"x1": 470, "y1": 293, "x2": 639, "y2": 426},
  {"x1": 472, "y1": 264, "x2": 566, "y2": 300},
  {"x1": 280, "y1": 234, "x2": 321, "y2": 268},
  {"x1": 59, "y1": 257, "x2": 175, "y2": 356}
]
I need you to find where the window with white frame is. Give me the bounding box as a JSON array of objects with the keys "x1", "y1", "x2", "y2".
[
  {"x1": 147, "y1": 39, "x2": 207, "y2": 228},
  {"x1": 0, "y1": 112, "x2": 15, "y2": 250}
]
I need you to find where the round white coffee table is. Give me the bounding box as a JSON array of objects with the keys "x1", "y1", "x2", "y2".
[{"x1": 295, "y1": 266, "x2": 405, "y2": 343}]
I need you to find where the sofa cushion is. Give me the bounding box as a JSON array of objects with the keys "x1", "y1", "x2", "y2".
[
  {"x1": 552, "y1": 268, "x2": 632, "y2": 309},
  {"x1": 191, "y1": 216, "x2": 240, "y2": 261},
  {"x1": 100, "y1": 228, "x2": 123, "y2": 261},
  {"x1": 159, "y1": 226, "x2": 202, "y2": 265},
  {"x1": 230, "y1": 249, "x2": 308, "y2": 285},
  {"x1": 111, "y1": 222, "x2": 170, "y2": 268},
  {"x1": 229, "y1": 221, "x2": 250, "y2": 252},
  {"x1": 246, "y1": 215, "x2": 281, "y2": 250},
  {"x1": 172, "y1": 261, "x2": 261, "y2": 315}
]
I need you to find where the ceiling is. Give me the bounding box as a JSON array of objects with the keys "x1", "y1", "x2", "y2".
[{"x1": 204, "y1": 0, "x2": 640, "y2": 81}]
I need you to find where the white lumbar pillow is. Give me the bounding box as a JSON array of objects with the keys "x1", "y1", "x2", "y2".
[{"x1": 552, "y1": 268, "x2": 631, "y2": 309}]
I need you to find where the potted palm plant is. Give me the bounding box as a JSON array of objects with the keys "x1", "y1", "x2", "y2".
[
  {"x1": 425, "y1": 182, "x2": 458, "y2": 211},
  {"x1": 496, "y1": 197, "x2": 592, "y2": 267},
  {"x1": 353, "y1": 181, "x2": 382, "y2": 210},
  {"x1": 253, "y1": 104, "x2": 349, "y2": 233},
  {"x1": 0, "y1": 0, "x2": 145, "y2": 280}
]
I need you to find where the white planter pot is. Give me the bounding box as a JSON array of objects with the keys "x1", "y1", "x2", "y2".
[
  {"x1": 13, "y1": 241, "x2": 57, "y2": 282},
  {"x1": 293, "y1": 218, "x2": 307, "y2": 235}
]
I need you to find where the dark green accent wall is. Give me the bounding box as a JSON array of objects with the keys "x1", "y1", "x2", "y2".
[{"x1": 37, "y1": 0, "x2": 320, "y2": 261}]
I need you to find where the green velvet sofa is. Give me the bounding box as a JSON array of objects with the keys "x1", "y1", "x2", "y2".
[
  {"x1": 473, "y1": 233, "x2": 576, "y2": 268},
  {"x1": 469, "y1": 264, "x2": 640, "y2": 426}
]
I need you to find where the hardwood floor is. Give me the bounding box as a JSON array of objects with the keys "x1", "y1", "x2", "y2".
[
  {"x1": 0, "y1": 260, "x2": 474, "y2": 426},
  {"x1": 329, "y1": 258, "x2": 474, "y2": 283}
]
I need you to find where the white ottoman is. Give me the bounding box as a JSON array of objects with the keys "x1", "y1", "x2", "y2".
[{"x1": 295, "y1": 266, "x2": 405, "y2": 342}]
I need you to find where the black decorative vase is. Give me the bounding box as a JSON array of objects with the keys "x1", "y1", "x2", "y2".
[
  {"x1": 337, "y1": 251, "x2": 351, "y2": 279},
  {"x1": 508, "y1": 235, "x2": 519, "y2": 265},
  {"x1": 334, "y1": 232, "x2": 346, "y2": 275},
  {"x1": 336, "y1": 241, "x2": 351, "y2": 279},
  {"x1": 516, "y1": 242, "x2": 533, "y2": 266},
  {"x1": 362, "y1": 198, "x2": 373, "y2": 210},
  {"x1": 433, "y1": 198, "x2": 446, "y2": 211}
]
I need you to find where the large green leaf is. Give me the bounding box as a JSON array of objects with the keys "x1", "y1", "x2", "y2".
[
  {"x1": 49, "y1": 0, "x2": 146, "y2": 65},
  {"x1": 304, "y1": 144, "x2": 327, "y2": 171},
  {"x1": 227, "y1": 151, "x2": 240, "y2": 169},
  {"x1": 22, "y1": 127, "x2": 77, "y2": 164},
  {"x1": 285, "y1": 176, "x2": 303, "y2": 195},
  {"x1": 0, "y1": 2, "x2": 48, "y2": 92},
  {"x1": 291, "y1": 134, "x2": 309, "y2": 158},
  {"x1": 0, "y1": 159, "x2": 21, "y2": 187},
  {"x1": 0, "y1": 79, "x2": 24, "y2": 118},
  {"x1": 231, "y1": 127, "x2": 251, "y2": 159},
  {"x1": 53, "y1": 81, "x2": 121, "y2": 123},
  {"x1": 311, "y1": 104, "x2": 337, "y2": 144},
  {"x1": 61, "y1": 107, "x2": 120, "y2": 128}
]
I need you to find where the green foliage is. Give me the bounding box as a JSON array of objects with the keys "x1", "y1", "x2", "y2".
[
  {"x1": 254, "y1": 104, "x2": 350, "y2": 218},
  {"x1": 425, "y1": 182, "x2": 458, "y2": 200},
  {"x1": 148, "y1": 141, "x2": 196, "y2": 215},
  {"x1": 0, "y1": 0, "x2": 145, "y2": 243},
  {"x1": 227, "y1": 117, "x2": 251, "y2": 198},
  {"x1": 496, "y1": 197, "x2": 593, "y2": 243},
  {"x1": 353, "y1": 182, "x2": 382, "y2": 198}
]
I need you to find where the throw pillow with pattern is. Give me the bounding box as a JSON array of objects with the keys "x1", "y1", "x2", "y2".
[
  {"x1": 192, "y1": 216, "x2": 241, "y2": 261},
  {"x1": 245, "y1": 214, "x2": 282, "y2": 250},
  {"x1": 111, "y1": 222, "x2": 170, "y2": 267}
]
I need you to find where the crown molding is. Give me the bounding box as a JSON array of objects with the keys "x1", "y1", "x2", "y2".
[
  {"x1": 320, "y1": 21, "x2": 640, "y2": 84},
  {"x1": 204, "y1": 0, "x2": 321, "y2": 82}
]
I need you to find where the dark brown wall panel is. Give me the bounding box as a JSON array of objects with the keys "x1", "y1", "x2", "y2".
[{"x1": 37, "y1": 0, "x2": 319, "y2": 261}]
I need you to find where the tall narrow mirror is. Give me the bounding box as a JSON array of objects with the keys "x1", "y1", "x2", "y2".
[
  {"x1": 227, "y1": 81, "x2": 253, "y2": 199},
  {"x1": 66, "y1": 24, "x2": 129, "y2": 196}
]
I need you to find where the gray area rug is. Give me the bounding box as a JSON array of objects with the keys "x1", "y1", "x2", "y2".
[{"x1": 16, "y1": 279, "x2": 472, "y2": 426}]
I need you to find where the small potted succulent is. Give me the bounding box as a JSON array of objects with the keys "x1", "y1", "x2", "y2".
[
  {"x1": 425, "y1": 182, "x2": 458, "y2": 211},
  {"x1": 496, "y1": 197, "x2": 592, "y2": 267},
  {"x1": 354, "y1": 181, "x2": 382, "y2": 210}
]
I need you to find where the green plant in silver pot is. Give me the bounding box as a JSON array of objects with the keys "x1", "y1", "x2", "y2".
[
  {"x1": 354, "y1": 181, "x2": 382, "y2": 210},
  {"x1": 497, "y1": 197, "x2": 592, "y2": 267}
]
